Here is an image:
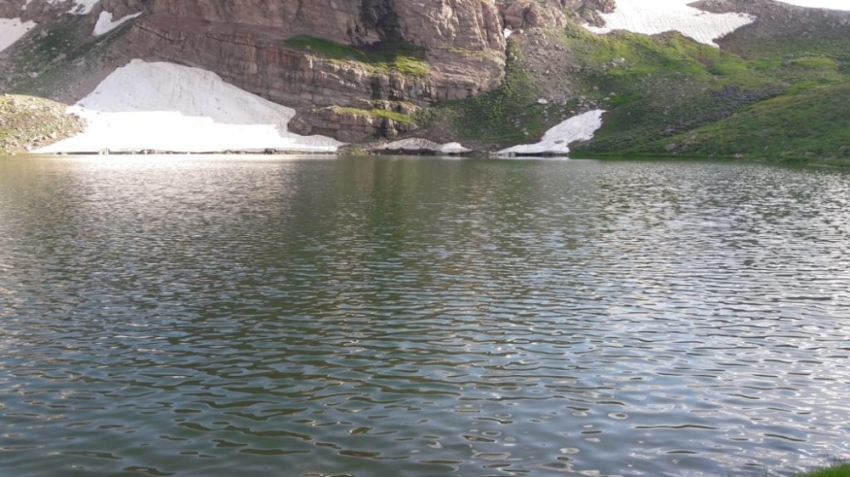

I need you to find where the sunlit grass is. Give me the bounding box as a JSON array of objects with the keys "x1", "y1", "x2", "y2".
[
  {"x1": 791, "y1": 461, "x2": 850, "y2": 477},
  {"x1": 284, "y1": 36, "x2": 430, "y2": 77}
]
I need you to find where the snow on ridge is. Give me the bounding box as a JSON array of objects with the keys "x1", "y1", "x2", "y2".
[
  {"x1": 63, "y1": 0, "x2": 100, "y2": 15},
  {"x1": 38, "y1": 60, "x2": 343, "y2": 154},
  {"x1": 584, "y1": 0, "x2": 755, "y2": 47},
  {"x1": 23, "y1": 0, "x2": 99, "y2": 14},
  {"x1": 375, "y1": 138, "x2": 472, "y2": 155},
  {"x1": 775, "y1": 0, "x2": 850, "y2": 10},
  {"x1": 0, "y1": 18, "x2": 36, "y2": 53},
  {"x1": 497, "y1": 110, "x2": 605, "y2": 157},
  {"x1": 93, "y1": 11, "x2": 142, "y2": 36}
]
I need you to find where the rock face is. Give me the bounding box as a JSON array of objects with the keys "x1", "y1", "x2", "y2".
[
  {"x1": 125, "y1": 0, "x2": 507, "y2": 110},
  {"x1": 499, "y1": 0, "x2": 617, "y2": 29},
  {"x1": 111, "y1": 0, "x2": 506, "y2": 140},
  {"x1": 289, "y1": 106, "x2": 417, "y2": 143},
  {"x1": 0, "y1": 0, "x2": 623, "y2": 142}
]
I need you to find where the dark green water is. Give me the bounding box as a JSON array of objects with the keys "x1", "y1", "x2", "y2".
[{"x1": 1, "y1": 156, "x2": 849, "y2": 477}]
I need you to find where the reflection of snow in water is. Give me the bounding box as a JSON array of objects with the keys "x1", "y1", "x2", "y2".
[
  {"x1": 39, "y1": 60, "x2": 342, "y2": 154},
  {"x1": 584, "y1": 0, "x2": 755, "y2": 47}
]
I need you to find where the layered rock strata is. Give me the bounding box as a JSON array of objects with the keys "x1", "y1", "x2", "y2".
[{"x1": 125, "y1": 0, "x2": 507, "y2": 109}]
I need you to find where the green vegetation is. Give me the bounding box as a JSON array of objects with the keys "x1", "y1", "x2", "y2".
[
  {"x1": 638, "y1": 84, "x2": 850, "y2": 162},
  {"x1": 791, "y1": 462, "x2": 850, "y2": 477},
  {"x1": 419, "y1": 42, "x2": 576, "y2": 146},
  {"x1": 331, "y1": 106, "x2": 415, "y2": 124},
  {"x1": 566, "y1": 18, "x2": 850, "y2": 161},
  {"x1": 422, "y1": 17, "x2": 849, "y2": 161},
  {"x1": 5, "y1": 15, "x2": 129, "y2": 98},
  {"x1": 557, "y1": 24, "x2": 787, "y2": 154},
  {"x1": 284, "y1": 36, "x2": 430, "y2": 77}
]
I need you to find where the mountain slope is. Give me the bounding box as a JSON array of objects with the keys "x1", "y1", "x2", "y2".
[{"x1": 1, "y1": 0, "x2": 849, "y2": 159}]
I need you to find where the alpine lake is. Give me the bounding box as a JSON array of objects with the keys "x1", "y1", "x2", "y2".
[{"x1": 1, "y1": 155, "x2": 848, "y2": 477}]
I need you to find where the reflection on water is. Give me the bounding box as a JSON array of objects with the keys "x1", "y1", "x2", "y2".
[{"x1": 0, "y1": 156, "x2": 849, "y2": 477}]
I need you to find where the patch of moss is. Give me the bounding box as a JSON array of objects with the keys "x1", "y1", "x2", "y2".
[
  {"x1": 284, "y1": 36, "x2": 430, "y2": 77},
  {"x1": 332, "y1": 107, "x2": 415, "y2": 124},
  {"x1": 419, "y1": 42, "x2": 577, "y2": 146}
]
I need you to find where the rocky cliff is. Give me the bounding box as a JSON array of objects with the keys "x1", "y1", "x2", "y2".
[
  {"x1": 1, "y1": 0, "x2": 619, "y2": 141},
  {"x1": 3, "y1": 0, "x2": 847, "y2": 160}
]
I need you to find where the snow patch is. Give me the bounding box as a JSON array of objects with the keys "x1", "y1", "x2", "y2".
[
  {"x1": 497, "y1": 110, "x2": 605, "y2": 156},
  {"x1": 38, "y1": 60, "x2": 343, "y2": 154},
  {"x1": 504, "y1": 28, "x2": 513, "y2": 39},
  {"x1": 774, "y1": 0, "x2": 850, "y2": 10},
  {"x1": 0, "y1": 18, "x2": 36, "y2": 53},
  {"x1": 93, "y1": 11, "x2": 142, "y2": 36},
  {"x1": 375, "y1": 138, "x2": 471, "y2": 155},
  {"x1": 31, "y1": 0, "x2": 100, "y2": 15},
  {"x1": 584, "y1": 0, "x2": 755, "y2": 47}
]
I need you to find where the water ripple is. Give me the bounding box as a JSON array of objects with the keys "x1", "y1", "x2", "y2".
[{"x1": 0, "y1": 156, "x2": 849, "y2": 476}]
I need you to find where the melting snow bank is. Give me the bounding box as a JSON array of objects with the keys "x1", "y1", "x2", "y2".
[
  {"x1": 584, "y1": 0, "x2": 755, "y2": 47},
  {"x1": 38, "y1": 60, "x2": 343, "y2": 154},
  {"x1": 93, "y1": 11, "x2": 143, "y2": 36},
  {"x1": 372, "y1": 139, "x2": 472, "y2": 155},
  {"x1": 775, "y1": 0, "x2": 850, "y2": 9},
  {"x1": 496, "y1": 110, "x2": 605, "y2": 157},
  {"x1": 0, "y1": 18, "x2": 36, "y2": 53}
]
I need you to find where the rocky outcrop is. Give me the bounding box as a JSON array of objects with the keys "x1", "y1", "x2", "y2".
[
  {"x1": 289, "y1": 106, "x2": 417, "y2": 143},
  {"x1": 0, "y1": 94, "x2": 85, "y2": 154},
  {"x1": 498, "y1": 0, "x2": 616, "y2": 29},
  {"x1": 1, "y1": 0, "x2": 629, "y2": 143}
]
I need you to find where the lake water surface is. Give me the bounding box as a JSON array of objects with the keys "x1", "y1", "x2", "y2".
[{"x1": 1, "y1": 156, "x2": 849, "y2": 477}]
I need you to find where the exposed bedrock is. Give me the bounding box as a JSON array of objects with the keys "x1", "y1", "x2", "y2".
[
  {"x1": 122, "y1": 0, "x2": 507, "y2": 109},
  {"x1": 498, "y1": 0, "x2": 616, "y2": 29}
]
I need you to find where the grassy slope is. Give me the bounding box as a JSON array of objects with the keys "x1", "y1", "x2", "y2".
[
  {"x1": 557, "y1": 24, "x2": 783, "y2": 154},
  {"x1": 794, "y1": 462, "x2": 850, "y2": 477},
  {"x1": 1, "y1": 13, "x2": 134, "y2": 104},
  {"x1": 420, "y1": 25, "x2": 786, "y2": 152},
  {"x1": 644, "y1": 83, "x2": 850, "y2": 162},
  {"x1": 284, "y1": 36, "x2": 430, "y2": 77},
  {"x1": 624, "y1": 4, "x2": 850, "y2": 162},
  {"x1": 417, "y1": 41, "x2": 578, "y2": 148},
  {"x1": 420, "y1": 10, "x2": 848, "y2": 161}
]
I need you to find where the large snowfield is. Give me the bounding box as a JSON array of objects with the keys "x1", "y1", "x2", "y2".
[
  {"x1": 584, "y1": 0, "x2": 850, "y2": 48},
  {"x1": 38, "y1": 60, "x2": 343, "y2": 154},
  {"x1": 584, "y1": 0, "x2": 755, "y2": 46}
]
